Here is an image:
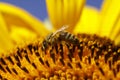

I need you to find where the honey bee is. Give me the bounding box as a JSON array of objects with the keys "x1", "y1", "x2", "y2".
[{"x1": 41, "y1": 26, "x2": 79, "y2": 51}]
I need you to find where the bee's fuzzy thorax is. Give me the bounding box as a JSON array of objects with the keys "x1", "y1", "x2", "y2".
[{"x1": 0, "y1": 33, "x2": 120, "y2": 80}]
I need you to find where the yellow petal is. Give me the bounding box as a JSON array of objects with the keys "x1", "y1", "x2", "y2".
[
  {"x1": 99, "y1": 0, "x2": 120, "y2": 39},
  {"x1": 74, "y1": 6, "x2": 100, "y2": 34},
  {"x1": 0, "y1": 2, "x2": 49, "y2": 37},
  {"x1": 10, "y1": 26, "x2": 37, "y2": 44},
  {"x1": 0, "y1": 11, "x2": 14, "y2": 53},
  {"x1": 110, "y1": 16, "x2": 120, "y2": 39},
  {"x1": 0, "y1": 3, "x2": 49, "y2": 53},
  {"x1": 110, "y1": 17, "x2": 120, "y2": 45},
  {"x1": 46, "y1": 0, "x2": 86, "y2": 32}
]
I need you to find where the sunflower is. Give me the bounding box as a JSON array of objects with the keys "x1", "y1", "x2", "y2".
[{"x1": 0, "y1": 0, "x2": 120, "y2": 80}]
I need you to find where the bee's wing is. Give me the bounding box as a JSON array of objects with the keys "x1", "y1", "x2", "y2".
[{"x1": 52, "y1": 25, "x2": 69, "y2": 37}]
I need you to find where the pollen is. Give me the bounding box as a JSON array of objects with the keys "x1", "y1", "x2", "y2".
[{"x1": 0, "y1": 33, "x2": 120, "y2": 80}]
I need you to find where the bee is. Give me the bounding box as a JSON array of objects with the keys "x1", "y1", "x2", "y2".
[{"x1": 41, "y1": 26, "x2": 79, "y2": 51}]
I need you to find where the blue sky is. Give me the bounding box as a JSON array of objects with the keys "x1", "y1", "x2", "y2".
[{"x1": 0, "y1": 0, "x2": 103, "y2": 21}]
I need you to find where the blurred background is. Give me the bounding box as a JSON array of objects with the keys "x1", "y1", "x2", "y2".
[{"x1": 0, "y1": 0, "x2": 103, "y2": 21}]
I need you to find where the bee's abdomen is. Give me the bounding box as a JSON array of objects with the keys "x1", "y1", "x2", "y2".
[{"x1": 58, "y1": 31, "x2": 79, "y2": 44}]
